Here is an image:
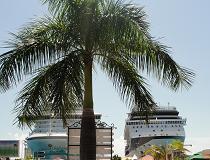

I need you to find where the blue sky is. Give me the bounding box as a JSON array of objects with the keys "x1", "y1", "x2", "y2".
[{"x1": 0, "y1": 0, "x2": 210, "y2": 156}]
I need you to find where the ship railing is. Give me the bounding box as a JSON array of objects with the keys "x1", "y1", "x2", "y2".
[
  {"x1": 126, "y1": 118, "x2": 186, "y2": 125},
  {"x1": 155, "y1": 106, "x2": 176, "y2": 110}
]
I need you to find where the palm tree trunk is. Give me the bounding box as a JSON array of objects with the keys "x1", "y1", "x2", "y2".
[{"x1": 80, "y1": 55, "x2": 96, "y2": 160}]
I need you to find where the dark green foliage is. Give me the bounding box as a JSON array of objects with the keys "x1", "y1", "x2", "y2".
[
  {"x1": 0, "y1": 0, "x2": 194, "y2": 125},
  {"x1": 0, "y1": 0, "x2": 194, "y2": 159}
]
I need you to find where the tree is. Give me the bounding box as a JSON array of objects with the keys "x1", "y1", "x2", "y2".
[
  {"x1": 170, "y1": 140, "x2": 190, "y2": 159},
  {"x1": 0, "y1": 0, "x2": 194, "y2": 159},
  {"x1": 144, "y1": 140, "x2": 189, "y2": 160},
  {"x1": 112, "y1": 155, "x2": 121, "y2": 160},
  {"x1": 144, "y1": 145, "x2": 171, "y2": 160}
]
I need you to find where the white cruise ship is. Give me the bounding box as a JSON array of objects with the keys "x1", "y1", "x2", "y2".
[
  {"x1": 124, "y1": 106, "x2": 186, "y2": 157},
  {"x1": 26, "y1": 110, "x2": 101, "y2": 160}
]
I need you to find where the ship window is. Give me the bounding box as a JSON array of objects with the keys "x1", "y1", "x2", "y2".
[
  {"x1": 161, "y1": 129, "x2": 163, "y2": 132},
  {"x1": 153, "y1": 130, "x2": 155, "y2": 132},
  {"x1": 137, "y1": 126, "x2": 138, "y2": 128},
  {"x1": 156, "y1": 126, "x2": 158, "y2": 128},
  {"x1": 133, "y1": 126, "x2": 135, "y2": 128},
  {"x1": 136, "y1": 130, "x2": 138, "y2": 132},
  {"x1": 151, "y1": 126, "x2": 153, "y2": 128},
  {"x1": 140, "y1": 126, "x2": 142, "y2": 128},
  {"x1": 139, "y1": 135, "x2": 141, "y2": 137},
  {"x1": 172, "y1": 125, "x2": 173, "y2": 127}
]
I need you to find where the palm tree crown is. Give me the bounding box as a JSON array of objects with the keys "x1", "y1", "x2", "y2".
[
  {"x1": 144, "y1": 140, "x2": 189, "y2": 160},
  {"x1": 0, "y1": 0, "x2": 194, "y2": 159}
]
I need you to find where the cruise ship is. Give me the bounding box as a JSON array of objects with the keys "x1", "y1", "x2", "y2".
[
  {"x1": 26, "y1": 111, "x2": 101, "y2": 159},
  {"x1": 124, "y1": 106, "x2": 186, "y2": 157}
]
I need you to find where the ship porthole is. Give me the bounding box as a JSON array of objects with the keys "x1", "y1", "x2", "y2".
[{"x1": 48, "y1": 144, "x2": 53, "y2": 148}]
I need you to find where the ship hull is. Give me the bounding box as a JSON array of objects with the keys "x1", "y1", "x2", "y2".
[
  {"x1": 126, "y1": 136, "x2": 185, "y2": 156},
  {"x1": 27, "y1": 135, "x2": 67, "y2": 160}
]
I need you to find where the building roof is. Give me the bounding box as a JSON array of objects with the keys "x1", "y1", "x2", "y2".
[
  {"x1": 189, "y1": 149, "x2": 210, "y2": 160},
  {"x1": 140, "y1": 155, "x2": 154, "y2": 160}
]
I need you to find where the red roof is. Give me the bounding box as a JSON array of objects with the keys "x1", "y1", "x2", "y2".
[{"x1": 140, "y1": 155, "x2": 154, "y2": 160}]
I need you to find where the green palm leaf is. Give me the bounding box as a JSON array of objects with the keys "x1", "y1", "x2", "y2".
[{"x1": 15, "y1": 52, "x2": 84, "y2": 126}]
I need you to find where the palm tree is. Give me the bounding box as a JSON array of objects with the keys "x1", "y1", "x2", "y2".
[
  {"x1": 170, "y1": 140, "x2": 190, "y2": 159},
  {"x1": 144, "y1": 145, "x2": 171, "y2": 160},
  {"x1": 0, "y1": 0, "x2": 194, "y2": 159},
  {"x1": 144, "y1": 140, "x2": 189, "y2": 160}
]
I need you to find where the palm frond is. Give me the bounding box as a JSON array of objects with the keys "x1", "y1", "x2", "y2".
[
  {"x1": 41, "y1": 0, "x2": 71, "y2": 16},
  {"x1": 15, "y1": 52, "x2": 84, "y2": 127},
  {"x1": 91, "y1": 0, "x2": 194, "y2": 91},
  {"x1": 0, "y1": 16, "x2": 80, "y2": 92},
  {"x1": 132, "y1": 41, "x2": 195, "y2": 91},
  {"x1": 97, "y1": 54, "x2": 155, "y2": 117}
]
